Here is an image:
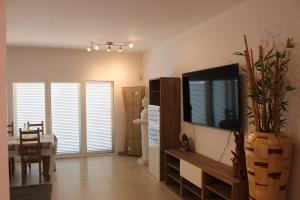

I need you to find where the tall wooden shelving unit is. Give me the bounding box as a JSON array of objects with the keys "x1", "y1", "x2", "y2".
[{"x1": 148, "y1": 77, "x2": 181, "y2": 181}]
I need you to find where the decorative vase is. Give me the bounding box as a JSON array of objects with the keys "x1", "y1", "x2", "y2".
[{"x1": 245, "y1": 132, "x2": 292, "y2": 200}]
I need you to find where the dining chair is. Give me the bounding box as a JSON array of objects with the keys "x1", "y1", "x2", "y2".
[
  {"x1": 27, "y1": 121, "x2": 44, "y2": 135},
  {"x1": 19, "y1": 128, "x2": 42, "y2": 185},
  {"x1": 27, "y1": 121, "x2": 45, "y2": 170},
  {"x1": 8, "y1": 122, "x2": 14, "y2": 135},
  {"x1": 8, "y1": 122, "x2": 15, "y2": 180}
]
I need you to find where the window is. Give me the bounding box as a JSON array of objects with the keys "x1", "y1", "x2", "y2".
[
  {"x1": 13, "y1": 82, "x2": 46, "y2": 134},
  {"x1": 86, "y1": 81, "x2": 113, "y2": 152},
  {"x1": 51, "y1": 83, "x2": 81, "y2": 154}
]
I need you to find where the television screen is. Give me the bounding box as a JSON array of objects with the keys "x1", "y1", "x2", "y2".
[{"x1": 182, "y1": 64, "x2": 240, "y2": 131}]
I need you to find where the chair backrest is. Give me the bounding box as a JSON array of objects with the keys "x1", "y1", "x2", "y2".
[
  {"x1": 7, "y1": 122, "x2": 14, "y2": 136},
  {"x1": 19, "y1": 129, "x2": 41, "y2": 161},
  {"x1": 27, "y1": 121, "x2": 44, "y2": 135}
]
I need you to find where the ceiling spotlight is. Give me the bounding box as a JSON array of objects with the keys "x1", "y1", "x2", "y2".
[
  {"x1": 86, "y1": 41, "x2": 132, "y2": 52},
  {"x1": 94, "y1": 44, "x2": 100, "y2": 51},
  {"x1": 128, "y1": 43, "x2": 134, "y2": 48},
  {"x1": 118, "y1": 46, "x2": 123, "y2": 52},
  {"x1": 107, "y1": 45, "x2": 112, "y2": 52}
]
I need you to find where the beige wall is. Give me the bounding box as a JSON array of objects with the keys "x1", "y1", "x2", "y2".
[
  {"x1": 0, "y1": 0, "x2": 9, "y2": 199},
  {"x1": 7, "y1": 47, "x2": 143, "y2": 153},
  {"x1": 143, "y1": 0, "x2": 300, "y2": 199}
]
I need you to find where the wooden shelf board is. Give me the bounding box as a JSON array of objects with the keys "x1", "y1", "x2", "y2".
[
  {"x1": 205, "y1": 184, "x2": 231, "y2": 200},
  {"x1": 166, "y1": 182, "x2": 180, "y2": 195},
  {"x1": 182, "y1": 182, "x2": 202, "y2": 198},
  {"x1": 166, "y1": 172, "x2": 180, "y2": 184},
  {"x1": 166, "y1": 162, "x2": 180, "y2": 171},
  {"x1": 183, "y1": 195, "x2": 201, "y2": 200}
]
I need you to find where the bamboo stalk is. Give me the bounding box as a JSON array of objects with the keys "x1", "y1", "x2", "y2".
[
  {"x1": 250, "y1": 49, "x2": 255, "y2": 71},
  {"x1": 244, "y1": 35, "x2": 260, "y2": 131},
  {"x1": 250, "y1": 48, "x2": 261, "y2": 130},
  {"x1": 259, "y1": 46, "x2": 267, "y2": 131},
  {"x1": 273, "y1": 55, "x2": 280, "y2": 132}
]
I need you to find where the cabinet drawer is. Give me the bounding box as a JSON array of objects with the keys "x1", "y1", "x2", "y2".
[{"x1": 180, "y1": 160, "x2": 202, "y2": 188}]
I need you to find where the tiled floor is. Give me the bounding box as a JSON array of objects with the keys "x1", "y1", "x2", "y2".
[{"x1": 48, "y1": 155, "x2": 181, "y2": 200}]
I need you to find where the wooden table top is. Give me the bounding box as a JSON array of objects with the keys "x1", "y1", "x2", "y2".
[{"x1": 8, "y1": 134, "x2": 55, "y2": 145}]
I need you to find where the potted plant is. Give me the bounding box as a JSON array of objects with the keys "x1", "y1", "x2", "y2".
[{"x1": 235, "y1": 35, "x2": 295, "y2": 200}]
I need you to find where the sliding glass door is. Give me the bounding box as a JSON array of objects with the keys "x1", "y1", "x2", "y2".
[
  {"x1": 13, "y1": 81, "x2": 115, "y2": 156},
  {"x1": 86, "y1": 81, "x2": 113, "y2": 152},
  {"x1": 51, "y1": 83, "x2": 81, "y2": 154}
]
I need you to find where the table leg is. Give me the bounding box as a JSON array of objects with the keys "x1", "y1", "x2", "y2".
[
  {"x1": 43, "y1": 156, "x2": 50, "y2": 181},
  {"x1": 8, "y1": 158, "x2": 11, "y2": 180},
  {"x1": 12, "y1": 157, "x2": 15, "y2": 175}
]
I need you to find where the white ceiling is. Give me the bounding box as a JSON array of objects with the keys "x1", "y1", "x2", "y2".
[{"x1": 7, "y1": 0, "x2": 243, "y2": 52}]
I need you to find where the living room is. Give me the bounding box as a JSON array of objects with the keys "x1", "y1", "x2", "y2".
[{"x1": 0, "y1": 0, "x2": 300, "y2": 200}]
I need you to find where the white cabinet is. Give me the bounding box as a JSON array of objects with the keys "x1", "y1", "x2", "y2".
[
  {"x1": 148, "y1": 105, "x2": 160, "y2": 179},
  {"x1": 180, "y1": 160, "x2": 202, "y2": 188},
  {"x1": 148, "y1": 143, "x2": 160, "y2": 179},
  {"x1": 148, "y1": 105, "x2": 160, "y2": 145}
]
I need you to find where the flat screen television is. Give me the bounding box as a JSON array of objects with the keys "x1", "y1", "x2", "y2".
[{"x1": 182, "y1": 64, "x2": 241, "y2": 131}]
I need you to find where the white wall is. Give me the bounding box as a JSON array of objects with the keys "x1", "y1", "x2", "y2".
[
  {"x1": 7, "y1": 47, "x2": 143, "y2": 153},
  {"x1": 143, "y1": 0, "x2": 300, "y2": 199},
  {"x1": 0, "y1": 0, "x2": 9, "y2": 199}
]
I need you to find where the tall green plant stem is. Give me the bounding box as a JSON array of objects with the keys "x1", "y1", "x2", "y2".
[{"x1": 244, "y1": 35, "x2": 260, "y2": 131}]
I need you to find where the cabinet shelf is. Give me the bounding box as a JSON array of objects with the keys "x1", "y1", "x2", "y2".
[
  {"x1": 183, "y1": 195, "x2": 201, "y2": 200},
  {"x1": 182, "y1": 180, "x2": 202, "y2": 198},
  {"x1": 166, "y1": 161, "x2": 180, "y2": 171},
  {"x1": 205, "y1": 184, "x2": 231, "y2": 200},
  {"x1": 166, "y1": 172, "x2": 180, "y2": 183},
  {"x1": 166, "y1": 180, "x2": 181, "y2": 195}
]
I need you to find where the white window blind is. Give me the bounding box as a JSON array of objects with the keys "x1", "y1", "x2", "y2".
[
  {"x1": 86, "y1": 82, "x2": 113, "y2": 152},
  {"x1": 51, "y1": 83, "x2": 81, "y2": 154},
  {"x1": 13, "y1": 83, "x2": 46, "y2": 134}
]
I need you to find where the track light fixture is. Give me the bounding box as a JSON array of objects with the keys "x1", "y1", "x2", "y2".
[
  {"x1": 86, "y1": 42, "x2": 93, "y2": 52},
  {"x1": 107, "y1": 45, "x2": 112, "y2": 52},
  {"x1": 128, "y1": 43, "x2": 134, "y2": 48},
  {"x1": 118, "y1": 46, "x2": 123, "y2": 52},
  {"x1": 86, "y1": 41, "x2": 134, "y2": 52},
  {"x1": 94, "y1": 44, "x2": 100, "y2": 51}
]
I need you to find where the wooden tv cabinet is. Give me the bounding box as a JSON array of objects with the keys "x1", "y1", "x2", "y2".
[{"x1": 165, "y1": 149, "x2": 248, "y2": 200}]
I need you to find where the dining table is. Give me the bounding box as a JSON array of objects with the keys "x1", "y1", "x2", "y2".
[{"x1": 8, "y1": 132, "x2": 57, "y2": 182}]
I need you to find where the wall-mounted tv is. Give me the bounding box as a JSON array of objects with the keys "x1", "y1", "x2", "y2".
[{"x1": 182, "y1": 64, "x2": 240, "y2": 131}]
